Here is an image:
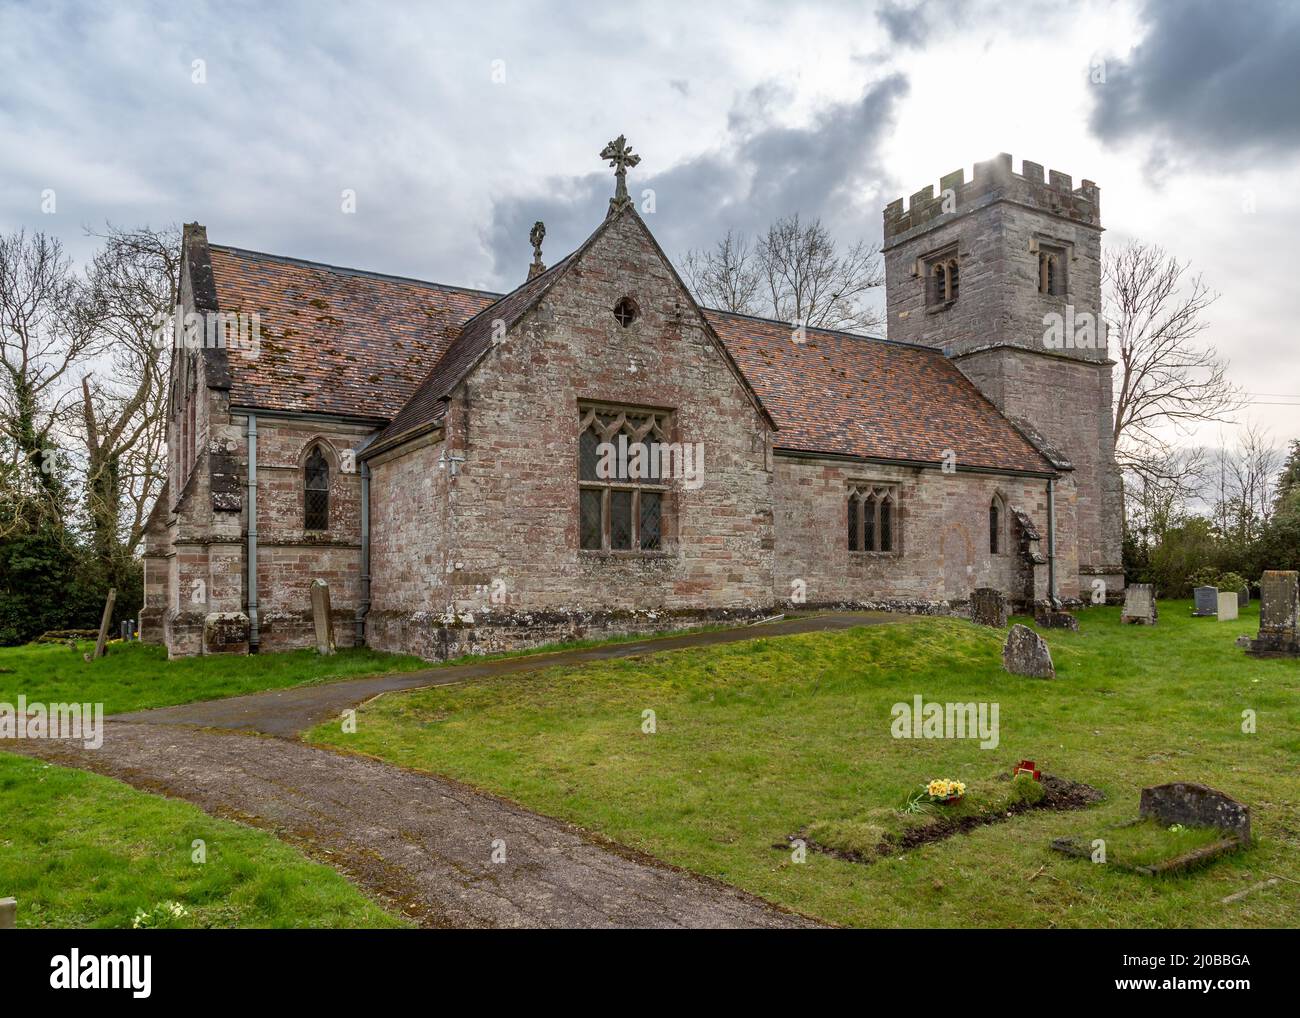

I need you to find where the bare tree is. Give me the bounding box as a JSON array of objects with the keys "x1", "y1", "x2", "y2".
[
  {"x1": 682, "y1": 214, "x2": 884, "y2": 332},
  {"x1": 1106, "y1": 240, "x2": 1241, "y2": 474},
  {"x1": 1210, "y1": 421, "x2": 1278, "y2": 544},
  {"x1": 1123, "y1": 446, "x2": 1204, "y2": 545},
  {"x1": 681, "y1": 230, "x2": 761, "y2": 315},
  {"x1": 0, "y1": 230, "x2": 96, "y2": 531},
  {"x1": 76, "y1": 223, "x2": 178, "y2": 577}
]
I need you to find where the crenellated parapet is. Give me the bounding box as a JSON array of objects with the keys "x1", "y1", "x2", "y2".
[{"x1": 884, "y1": 153, "x2": 1100, "y2": 243}]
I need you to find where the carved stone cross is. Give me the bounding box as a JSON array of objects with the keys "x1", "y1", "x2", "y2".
[
  {"x1": 527, "y1": 220, "x2": 546, "y2": 279},
  {"x1": 600, "y1": 134, "x2": 641, "y2": 213}
]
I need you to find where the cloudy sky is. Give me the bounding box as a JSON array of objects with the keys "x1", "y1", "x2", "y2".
[{"x1": 2, "y1": 0, "x2": 1297, "y2": 443}]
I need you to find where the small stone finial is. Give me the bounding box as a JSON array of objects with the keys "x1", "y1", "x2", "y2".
[
  {"x1": 600, "y1": 134, "x2": 641, "y2": 215},
  {"x1": 527, "y1": 220, "x2": 546, "y2": 280}
]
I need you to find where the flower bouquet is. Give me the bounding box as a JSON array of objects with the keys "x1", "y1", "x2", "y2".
[{"x1": 926, "y1": 778, "x2": 967, "y2": 805}]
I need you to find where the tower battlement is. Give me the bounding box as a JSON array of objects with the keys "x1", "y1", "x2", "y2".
[{"x1": 883, "y1": 153, "x2": 1100, "y2": 244}]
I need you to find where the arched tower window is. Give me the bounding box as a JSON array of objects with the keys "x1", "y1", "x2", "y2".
[
  {"x1": 928, "y1": 256, "x2": 960, "y2": 304},
  {"x1": 931, "y1": 263, "x2": 947, "y2": 304},
  {"x1": 1037, "y1": 247, "x2": 1067, "y2": 296},
  {"x1": 304, "y1": 446, "x2": 330, "y2": 531}
]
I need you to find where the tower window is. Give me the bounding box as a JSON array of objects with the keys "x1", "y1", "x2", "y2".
[
  {"x1": 1037, "y1": 247, "x2": 1067, "y2": 296},
  {"x1": 926, "y1": 253, "x2": 959, "y2": 305}
]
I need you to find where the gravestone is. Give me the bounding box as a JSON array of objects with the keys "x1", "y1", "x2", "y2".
[
  {"x1": 311, "y1": 579, "x2": 336, "y2": 655},
  {"x1": 203, "y1": 612, "x2": 250, "y2": 655},
  {"x1": 1239, "y1": 588, "x2": 1250, "y2": 608},
  {"x1": 970, "y1": 587, "x2": 1008, "y2": 628},
  {"x1": 1246, "y1": 570, "x2": 1300, "y2": 657},
  {"x1": 1002, "y1": 624, "x2": 1055, "y2": 678},
  {"x1": 1120, "y1": 583, "x2": 1157, "y2": 625},
  {"x1": 1034, "y1": 603, "x2": 1079, "y2": 631},
  {"x1": 0, "y1": 896, "x2": 14, "y2": 929},
  {"x1": 92, "y1": 588, "x2": 116, "y2": 660},
  {"x1": 1192, "y1": 586, "x2": 1218, "y2": 617},
  {"x1": 1217, "y1": 591, "x2": 1239, "y2": 622},
  {"x1": 1139, "y1": 782, "x2": 1251, "y2": 847}
]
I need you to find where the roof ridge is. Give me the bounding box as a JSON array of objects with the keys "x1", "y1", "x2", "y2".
[
  {"x1": 703, "y1": 307, "x2": 939, "y2": 352},
  {"x1": 208, "y1": 244, "x2": 505, "y2": 299}
]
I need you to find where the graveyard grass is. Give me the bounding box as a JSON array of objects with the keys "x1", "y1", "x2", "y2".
[
  {"x1": 0, "y1": 640, "x2": 430, "y2": 715},
  {"x1": 0, "y1": 628, "x2": 715, "y2": 715},
  {"x1": 309, "y1": 600, "x2": 1300, "y2": 928},
  {"x1": 0, "y1": 753, "x2": 407, "y2": 928}
]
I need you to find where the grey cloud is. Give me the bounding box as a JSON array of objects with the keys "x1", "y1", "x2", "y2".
[
  {"x1": 1090, "y1": 0, "x2": 1300, "y2": 157},
  {"x1": 486, "y1": 73, "x2": 909, "y2": 286}
]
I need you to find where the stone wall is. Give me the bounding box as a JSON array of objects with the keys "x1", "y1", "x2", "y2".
[
  {"x1": 240, "y1": 414, "x2": 372, "y2": 652},
  {"x1": 882, "y1": 154, "x2": 1122, "y2": 599},
  {"x1": 364, "y1": 210, "x2": 777, "y2": 658},
  {"x1": 772, "y1": 453, "x2": 1071, "y2": 610}
]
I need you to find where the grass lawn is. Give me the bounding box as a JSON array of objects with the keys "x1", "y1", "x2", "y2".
[
  {"x1": 0, "y1": 640, "x2": 430, "y2": 715},
  {"x1": 0, "y1": 753, "x2": 407, "y2": 928},
  {"x1": 0, "y1": 624, "x2": 737, "y2": 716},
  {"x1": 308, "y1": 601, "x2": 1300, "y2": 928}
]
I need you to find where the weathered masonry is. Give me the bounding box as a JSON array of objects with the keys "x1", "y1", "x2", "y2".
[{"x1": 141, "y1": 143, "x2": 1122, "y2": 660}]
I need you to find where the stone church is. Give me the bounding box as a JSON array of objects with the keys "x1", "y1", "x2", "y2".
[{"x1": 141, "y1": 142, "x2": 1124, "y2": 659}]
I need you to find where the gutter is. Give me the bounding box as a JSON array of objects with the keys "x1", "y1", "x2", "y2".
[
  {"x1": 355, "y1": 458, "x2": 371, "y2": 646},
  {"x1": 1046, "y1": 476, "x2": 1058, "y2": 604},
  {"x1": 773, "y1": 446, "x2": 1056, "y2": 480},
  {"x1": 246, "y1": 413, "x2": 259, "y2": 652}
]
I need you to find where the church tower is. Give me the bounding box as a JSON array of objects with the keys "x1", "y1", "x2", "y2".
[{"x1": 882, "y1": 153, "x2": 1124, "y2": 600}]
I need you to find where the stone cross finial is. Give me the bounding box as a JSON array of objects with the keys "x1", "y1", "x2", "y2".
[
  {"x1": 600, "y1": 134, "x2": 641, "y2": 215},
  {"x1": 527, "y1": 220, "x2": 546, "y2": 280}
]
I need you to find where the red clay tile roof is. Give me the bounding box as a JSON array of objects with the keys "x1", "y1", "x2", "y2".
[
  {"x1": 372, "y1": 253, "x2": 574, "y2": 449},
  {"x1": 205, "y1": 240, "x2": 1054, "y2": 475},
  {"x1": 705, "y1": 311, "x2": 1054, "y2": 474},
  {"x1": 208, "y1": 246, "x2": 498, "y2": 420}
]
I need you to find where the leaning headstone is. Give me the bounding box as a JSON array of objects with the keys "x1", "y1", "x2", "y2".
[
  {"x1": 1246, "y1": 570, "x2": 1300, "y2": 657},
  {"x1": 1192, "y1": 586, "x2": 1218, "y2": 617},
  {"x1": 970, "y1": 587, "x2": 1008, "y2": 628},
  {"x1": 311, "y1": 579, "x2": 336, "y2": 655},
  {"x1": 1140, "y1": 782, "x2": 1251, "y2": 847},
  {"x1": 1217, "y1": 591, "x2": 1239, "y2": 622},
  {"x1": 0, "y1": 896, "x2": 14, "y2": 929},
  {"x1": 1002, "y1": 624, "x2": 1056, "y2": 678},
  {"x1": 1120, "y1": 583, "x2": 1157, "y2": 625},
  {"x1": 92, "y1": 588, "x2": 116, "y2": 660}
]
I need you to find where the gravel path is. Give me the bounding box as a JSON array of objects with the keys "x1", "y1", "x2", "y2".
[
  {"x1": 9, "y1": 723, "x2": 818, "y2": 928},
  {"x1": 8, "y1": 618, "x2": 904, "y2": 928}
]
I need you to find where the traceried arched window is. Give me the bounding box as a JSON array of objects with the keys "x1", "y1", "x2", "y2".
[
  {"x1": 847, "y1": 484, "x2": 898, "y2": 553},
  {"x1": 304, "y1": 446, "x2": 330, "y2": 531},
  {"x1": 578, "y1": 406, "x2": 669, "y2": 552}
]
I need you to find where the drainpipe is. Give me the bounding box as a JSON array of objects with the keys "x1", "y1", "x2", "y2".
[
  {"x1": 1046, "y1": 476, "x2": 1058, "y2": 606},
  {"x1": 246, "y1": 414, "x2": 260, "y2": 652},
  {"x1": 355, "y1": 459, "x2": 371, "y2": 646}
]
